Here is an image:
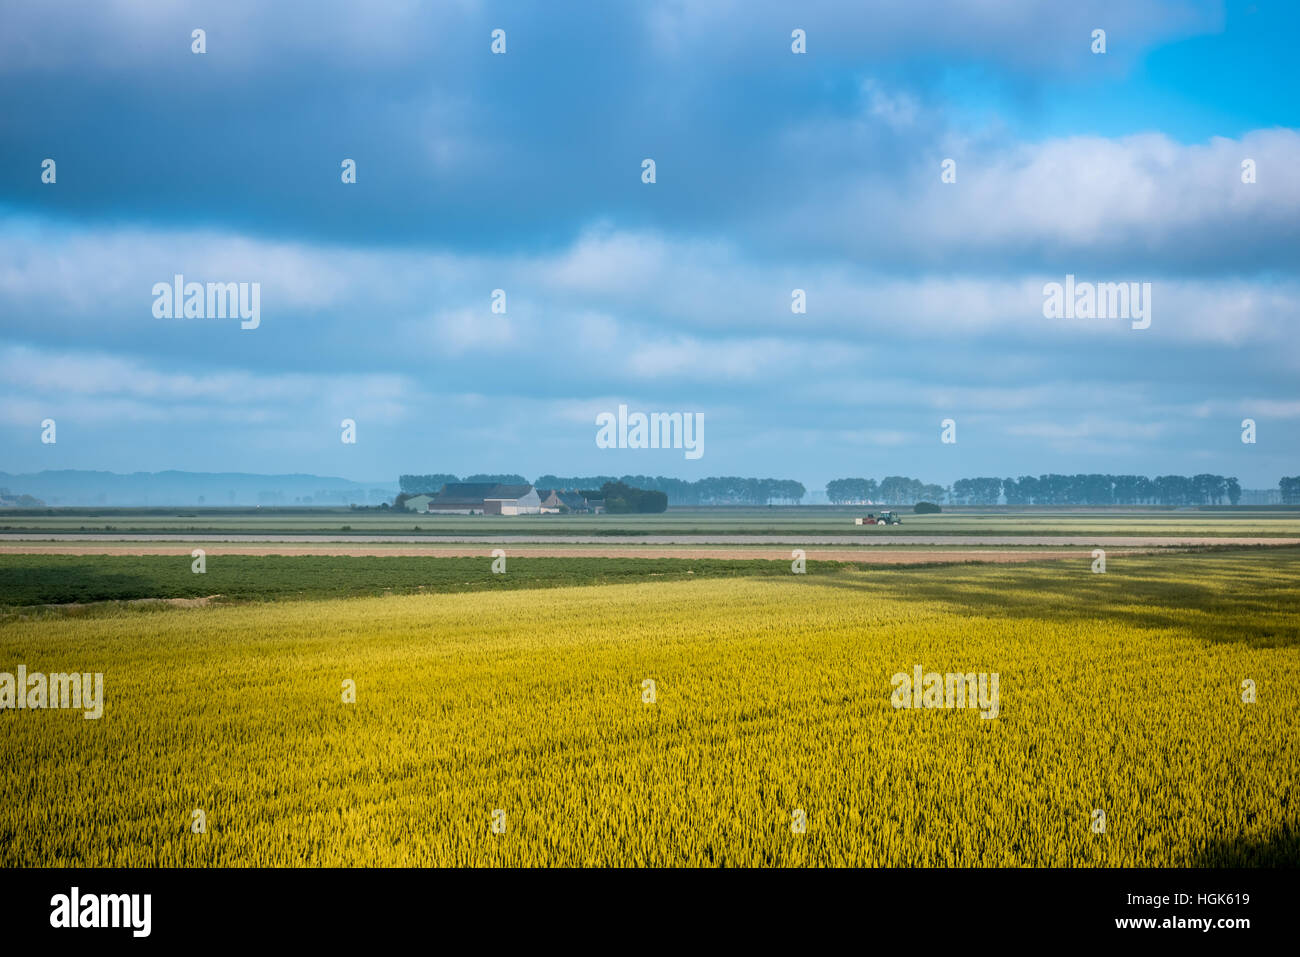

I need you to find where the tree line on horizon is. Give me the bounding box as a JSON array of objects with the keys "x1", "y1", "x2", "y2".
[
  {"x1": 540, "y1": 475, "x2": 807, "y2": 506},
  {"x1": 832, "y1": 474, "x2": 1250, "y2": 506},
  {"x1": 400, "y1": 474, "x2": 807, "y2": 505},
  {"x1": 400, "y1": 473, "x2": 1297, "y2": 507},
  {"x1": 825, "y1": 477, "x2": 947, "y2": 505},
  {"x1": 589, "y1": 481, "x2": 668, "y2": 514}
]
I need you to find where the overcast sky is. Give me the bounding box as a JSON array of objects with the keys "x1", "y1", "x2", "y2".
[{"x1": 1, "y1": 0, "x2": 1297, "y2": 489}]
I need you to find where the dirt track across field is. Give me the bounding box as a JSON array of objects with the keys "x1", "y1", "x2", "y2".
[{"x1": 0, "y1": 542, "x2": 1182, "y2": 565}]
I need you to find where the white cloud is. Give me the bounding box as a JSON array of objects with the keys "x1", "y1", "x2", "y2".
[
  {"x1": 862, "y1": 79, "x2": 919, "y2": 129},
  {"x1": 0, "y1": 344, "x2": 413, "y2": 423},
  {"x1": 778, "y1": 128, "x2": 1300, "y2": 265},
  {"x1": 2, "y1": 209, "x2": 1296, "y2": 371}
]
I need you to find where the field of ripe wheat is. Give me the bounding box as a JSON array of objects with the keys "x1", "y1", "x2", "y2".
[{"x1": 1, "y1": 549, "x2": 1296, "y2": 866}]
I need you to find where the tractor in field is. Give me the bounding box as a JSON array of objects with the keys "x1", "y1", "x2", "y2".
[{"x1": 854, "y1": 510, "x2": 901, "y2": 526}]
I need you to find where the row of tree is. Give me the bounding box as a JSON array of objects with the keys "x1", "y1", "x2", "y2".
[
  {"x1": 591, "y1": 481, "x2": 668, "y2": 513},
  {"x1": 0, "y1": 488, "x2": 44, "y2": 507},
  {"x1": 825, "y1": 477, "x2": 947, "y2": 505},
  {"x1": 536, "y1": 475, "x2": 807, "y2": 505},
  {"x1": 830, "y1": 474, "x2": 1249, "y2": 505},
  {"x1": 1004, "y1": 473, "x2": 1242, "y2": 505},
  {"x1": 401, "y1": 471, "x2": 1287, "y2": 507},
  {"x1": 985, "y1": 474, "x2": 1240, "y2": 505},
  {"x1": 399, "y1": 473, "x2": 805, "y2": 506},
  {"x1": 400, "y1": 474, "x2": 526, "y2": 494},
  {"x1": 1281, "y1": 477, "x2": 1300, "y2": 505}
]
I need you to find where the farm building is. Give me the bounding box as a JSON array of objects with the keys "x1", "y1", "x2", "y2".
[
  {"x1": 427, "y1": 483, "x2": 542, "y2": 515},
  {"x1": 402, "y1": 494, "x2": 435, "y2": 512},
  {"x1": 537, "y1": 489, "x2": 596, "y2": 513}
]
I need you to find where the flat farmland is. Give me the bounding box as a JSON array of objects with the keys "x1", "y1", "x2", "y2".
[
  {"x1": 3, "y1": 506, "x2": 1299, "y2": 539},
  {"x1": 1, "y1": 548, "x2": 1296, "y2": 866},
  {"x1": 0, "y1": 542, "x2": 1178, "y2": 563},
  {"x1": 0, "y1": 550, "x2": 1204, "y2": 610}
]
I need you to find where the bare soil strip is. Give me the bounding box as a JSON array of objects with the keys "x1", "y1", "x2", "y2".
[{"x1": 23, "y1": 596, "x2": 220, "y2": 613}]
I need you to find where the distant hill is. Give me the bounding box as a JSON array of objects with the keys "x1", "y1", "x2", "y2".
[{"x1": 0, "y1": 470, "x2": 398, "y2": 507}]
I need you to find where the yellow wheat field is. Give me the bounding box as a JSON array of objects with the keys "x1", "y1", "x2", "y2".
[{"x1": 1, "y1": 553, "x2": 1297, "y2": 866}]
